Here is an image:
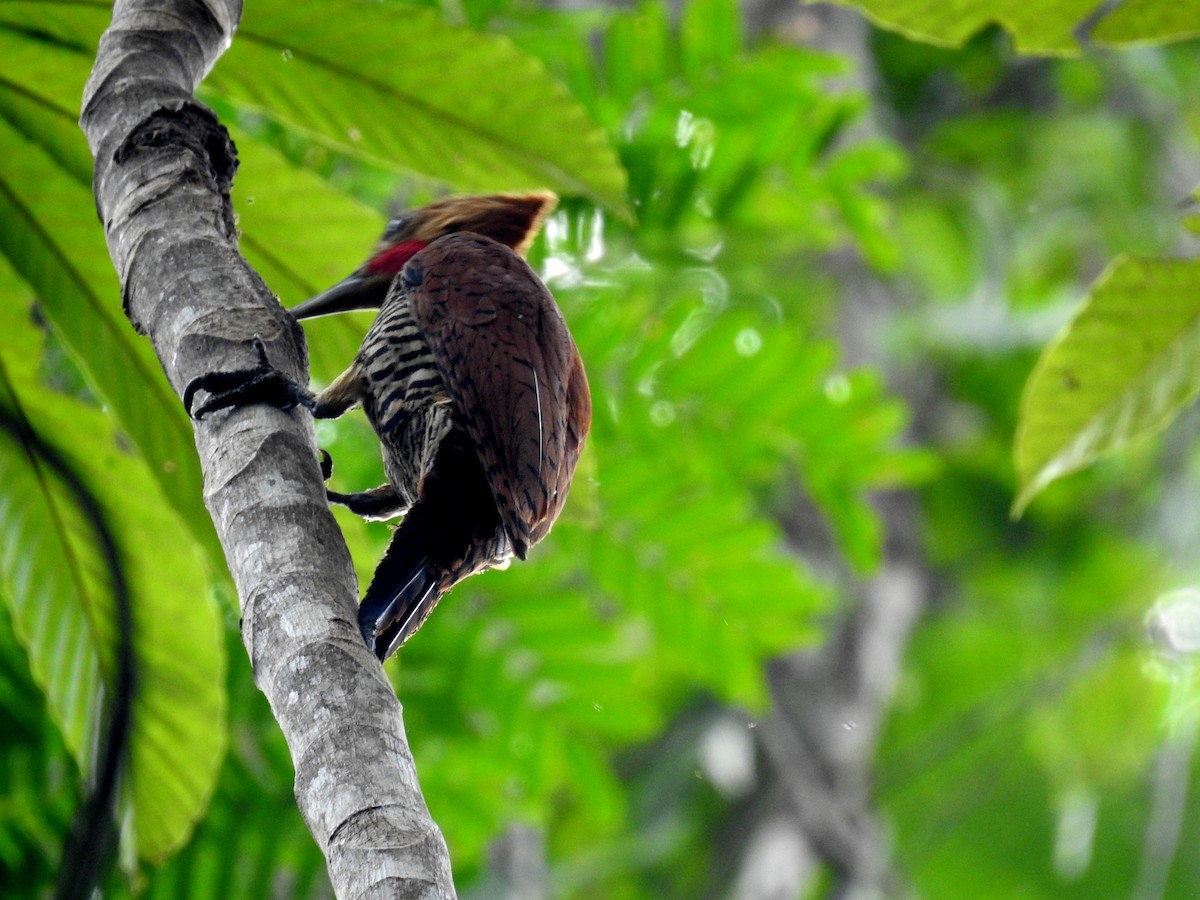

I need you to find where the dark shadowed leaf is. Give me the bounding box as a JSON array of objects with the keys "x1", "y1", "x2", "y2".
[{"x1": 0, "y1": 278, "x2": 225, "y2": 864}]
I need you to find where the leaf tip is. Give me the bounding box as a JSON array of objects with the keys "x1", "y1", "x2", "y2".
[{"x1": 1010, "y1": 487, "x2": 1032, "y2": 521}]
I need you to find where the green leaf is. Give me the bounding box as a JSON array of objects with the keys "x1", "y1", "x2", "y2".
[
  {"x1": 0, "y1": 291, "x2": 226, "y2": 864},
  {"x1": 0, "y1": 25, "x2": 213, "y2": 552},
  {"x1": 0, "y1": 1, "x2": 108, "y2": 45},
  {"x1": 680, "y1": 0, "x2": 741, "y2": 76},
  {"x1": 209, "y1": 1, "x2": 629, "y2": 214},
  {"x1": 1092, "y1": 0, "x2": 1200, "y2": 46},
  {"x1": 1014, "y1": 256, "x2": 1200, "y2": 515},
  {"x1": 816, "y1": 0, "x2": 1200, "y2": 56},
  {"x1": 816, "y1": 0, "x2": 1096, "y2": 55}
]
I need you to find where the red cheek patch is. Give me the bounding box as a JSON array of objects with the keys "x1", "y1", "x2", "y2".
[{"x1": 367, "y1": 240, "x2": 427, "y2": 274}]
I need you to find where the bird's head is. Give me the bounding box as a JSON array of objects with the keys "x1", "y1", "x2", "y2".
[{"x1": 290, "y1": 192, "x2": 557, "y2": 319}]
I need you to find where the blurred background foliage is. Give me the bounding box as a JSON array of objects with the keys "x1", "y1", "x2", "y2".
[{"x1": 3, "y1": 0, "x2": 1200, "y2": 897}]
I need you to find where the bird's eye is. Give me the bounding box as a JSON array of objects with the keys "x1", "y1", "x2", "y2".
[{"x1": 383, "y1": 214, "x2": 413, "y2": 241}]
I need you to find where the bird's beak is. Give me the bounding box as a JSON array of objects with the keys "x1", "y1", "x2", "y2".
[{"x1": 290, "y1": 273, "x2": 389, "y2": 320}]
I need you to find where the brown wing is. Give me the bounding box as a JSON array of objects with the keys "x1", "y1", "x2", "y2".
[{"x1": 408, "y1": 233, "x2": 590, "y2": 557}]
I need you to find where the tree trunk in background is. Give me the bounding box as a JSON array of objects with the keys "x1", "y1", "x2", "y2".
[
  {"x1": 730, "y1": 5, "x2": 934, "y2": 897},
  {"x1": 79, "y1": 1, "x2": 455, "y2": 896}
]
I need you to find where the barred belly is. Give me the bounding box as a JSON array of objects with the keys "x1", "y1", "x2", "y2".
[{"x1": 357, "y1": 294, "x2": 457, "y2": 505}]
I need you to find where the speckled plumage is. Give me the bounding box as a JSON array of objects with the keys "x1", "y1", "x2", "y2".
[{"x1": 333, "y1": 232, "x2": 589, "y2": 657}]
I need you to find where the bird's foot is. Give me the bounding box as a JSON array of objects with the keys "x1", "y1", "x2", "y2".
[
  {"x1": 319, "y1": 449, "x2": 334, "y2": 481},
  {"x1": 326, "y1": 483, "x2": 408, "y2": 521},
  {"x1": 184, "y1": 338, "x2": 313, "y2": 420}
]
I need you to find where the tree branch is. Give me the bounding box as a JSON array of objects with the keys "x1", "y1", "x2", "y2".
[{"x1": 79, "y1": 1, "x2": 456, "y2": 895}]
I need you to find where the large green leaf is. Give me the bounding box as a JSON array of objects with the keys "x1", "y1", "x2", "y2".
[
  {"x1": 1014, "y1": 256, "x2": 1200, "y2": 514},
  {"x1": 1094, "y1": 1, "x2": 1200, "y2": 46},
  {"x1": 209, "y1": 1, "x2": 629, "y2": 213},
  {"x1": 0, "y1": 23, "x2": 213, "y2": 552},
  {"x1": 817, "y1": 0, "x2": 1200, "y2": 55},
  {"x1": 0, "y1": 284, "x2": 226, "y2": 864}
]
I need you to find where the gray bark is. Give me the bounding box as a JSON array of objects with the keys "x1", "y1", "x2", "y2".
[{"x1": 79, "y1": 1, "x2": 455, "y2": 896}]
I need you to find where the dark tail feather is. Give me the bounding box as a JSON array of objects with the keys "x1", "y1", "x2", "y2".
[
  {"x1": 368, "y1": 576, "x2": 440, "y2": 662},
  {"x1": 358, "y1": 512, "x2": 447, "y2": 661},
  {"x1": 358, "y1": 430, "x2": 508, "y2": 660}
]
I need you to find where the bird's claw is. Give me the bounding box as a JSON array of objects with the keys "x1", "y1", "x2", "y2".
[
  {"x1": 184, "y1": 338, "x2": 307, "y2": 421},
  {"x1": 319, "y1": 449, "x2": 334, "y2": 481}
]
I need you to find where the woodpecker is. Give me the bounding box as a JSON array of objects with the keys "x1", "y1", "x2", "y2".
[{"x1": 186, "y1": 193, "x2": 591, "y2": 660}]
